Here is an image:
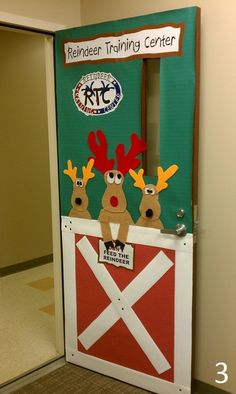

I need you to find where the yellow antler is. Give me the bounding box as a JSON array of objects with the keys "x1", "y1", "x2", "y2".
[
  {"x1": 129, "y1": 168, "x2": 146, "y2": 190},
  {"x1": 156, "y1": 165, "x2": 179, "y2": 192},
  {"x1": 82, "y1": 158, "x2": 95, "y2": 186},
  {"x1": 63, "y1": 160, "x2": 77, "y2": 182}
]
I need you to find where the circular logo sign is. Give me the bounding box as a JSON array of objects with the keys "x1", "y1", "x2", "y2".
[{"x1": 73, "y1": 72, "x2": 123, "y2": 116}]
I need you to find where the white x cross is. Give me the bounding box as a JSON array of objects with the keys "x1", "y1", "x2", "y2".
[{"x1": 76, "y1": 236, "x2": 173, "y2": 375}]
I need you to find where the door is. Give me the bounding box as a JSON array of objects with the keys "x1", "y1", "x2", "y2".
[
  {"x1": 0, "y1": 27, "x2": 64, "y2": 384},
  {"x1": 55, "y1": 6, "x2": 200, "y2": 394}
]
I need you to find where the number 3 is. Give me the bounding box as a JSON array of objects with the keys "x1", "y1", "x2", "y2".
[{"x1": 215, "y1": 362, "x2": 228, "y2": 384}]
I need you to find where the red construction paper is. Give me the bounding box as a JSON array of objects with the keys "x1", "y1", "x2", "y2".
[{"x1": 75, "y1": 234, "x2": 175, "y2": 382}]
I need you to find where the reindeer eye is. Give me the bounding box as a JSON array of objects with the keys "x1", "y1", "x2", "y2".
[
  {"x1": 144, "y1": 187, "x2": 155, "y2": 195},
  {"x1": 107, "y1": 172, "x2": 115, "y2": 184},
  {"x1": 115, "y1": 173, "x2": 122, "y2": 184},
  {"x1": 75, "y1": 178, "x2": 83, "y2": 187}
]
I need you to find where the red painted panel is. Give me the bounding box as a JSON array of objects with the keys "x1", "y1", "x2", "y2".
[{"x1": 75, "y1": 234, "x2": 175, "y2": 382}]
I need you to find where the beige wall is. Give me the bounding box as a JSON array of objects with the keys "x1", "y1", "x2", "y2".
[
  {"x1": 0, "y1": 0, "x2": 81, "y2": 28},
  {"x1": 1, "y1": 0, "x2": 235, "y2": 391},
  {"x1": 80, "y1": 1, "x2": 236, "y2": 392},
  {"x1": 0, "y1": 28, "x2": 53, "y2": 267}
]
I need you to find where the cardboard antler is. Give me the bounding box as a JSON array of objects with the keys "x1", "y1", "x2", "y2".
[
  {"x1": 63, "y1": 160, "x2": 77, "y2": 182},
  {"x1": 88, "y1": 130, "x2": 115, "y2": 173},
  {"x1": 129, "y1": 168, "x2": 146, "y2": 190},
  {"x1": 156, "y1": 165, "x2": 179, "y2": 192},
  {"x1": 116, "y1": 134, "x2": 146, "y2": 175},
  {"x1": 82, "y1": 158, "x2": 95, "y2": 186}
]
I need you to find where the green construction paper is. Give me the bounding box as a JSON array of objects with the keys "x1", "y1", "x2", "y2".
[{"x1": 55, "y1": 6, "x2": 199, "y2": 233}]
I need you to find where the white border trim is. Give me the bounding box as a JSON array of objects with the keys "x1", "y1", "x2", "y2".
[
  {"x1": 62, "y1": 218, "x2": 193, "y2": 394},
  {"x1": 62, "y1": 216, "x2": 192, "y2": 253},
  {"x1": 62, "y1": 232, "x2": 77, "y2": 351},
  {"x1": 174, "y1": 250, "x2": 193, "y2": 387},
  {"x1": 44, "y1": 36, "x2": 64, "y2": 354},
  {"x1": 66, "y1": 350, "x2": 189, "y2": 394}
]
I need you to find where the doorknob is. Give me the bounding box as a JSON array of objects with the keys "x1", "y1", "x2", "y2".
[{"x1": 161, "y1": 223, "x2": 187, "y2": 237}]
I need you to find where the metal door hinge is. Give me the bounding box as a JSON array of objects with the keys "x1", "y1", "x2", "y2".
[{"x1": 193, "y1": 204, "x2": 199, "y2": 243}]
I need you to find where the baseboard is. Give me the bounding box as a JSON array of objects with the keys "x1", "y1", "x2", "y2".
[
  {"x1": 193, "y1": 379, "x2": 232, "y2": 394},
  {"x1": 0, "y1": 254, "x2": 53, "y2": 277}
]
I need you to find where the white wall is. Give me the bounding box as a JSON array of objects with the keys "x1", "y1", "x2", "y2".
[
  {"x1": 0, "y1": 0, "x2": 81, "y2": 29},
  {"x1": 80, "y1": 1, "x2": 236, "y2": 392}
]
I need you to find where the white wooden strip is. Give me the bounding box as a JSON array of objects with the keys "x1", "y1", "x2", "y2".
[
  {"x1": 77, "y1": 236, "x2": 171, "y2": 374},
  {"x1": 62, "y1": 231, "x2": 77, "y2": 353},
  {"x1": 174, "y1": 248, "x2": 193, "y2": 387},
  {"x1": 78, "y1": 302, "x2": 119, "y2": 350},
  {"x1": 45, "y1": 34, "x2": 64, "y2": 355},
  {"x1": 124, "y1": 251, "x2": 173, "y2": 304},
  {"x1": 66, "y1": 349, "x2": 190, "y2": 394},
  {"x1": 78, "y1": 251, "x2": 173, "y2": 350},
  {"x1": 62, "y1": 216, "x2": 102, "y2": 236},
  {"x1": 62, "y1": 216, "x2": 192, "y2": 252}
]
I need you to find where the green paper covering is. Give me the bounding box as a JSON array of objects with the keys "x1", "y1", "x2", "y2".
[{"x1": 55, "y1": 6, "x2": 199, "y2": 233}]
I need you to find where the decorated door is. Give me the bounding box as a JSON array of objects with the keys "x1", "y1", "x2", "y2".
[{"x1": 55, "y1": 6, "x2": 200, "y2": 394}]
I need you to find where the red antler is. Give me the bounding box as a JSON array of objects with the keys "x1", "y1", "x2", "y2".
[
  {"x1": 116, "y1": 134, "x2": 147, "y2": 175},
  {"x1": 88, "y1": 130, "x2": 115, "y2": 173}
]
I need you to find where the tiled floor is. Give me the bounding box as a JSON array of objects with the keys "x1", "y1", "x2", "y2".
[{"x1": 0, "y1": 263, "x2": 60, "y2": 384}]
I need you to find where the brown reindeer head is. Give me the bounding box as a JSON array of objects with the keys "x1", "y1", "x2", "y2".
[
  {"x1": 129, "y1": 165, "x2": 178, "y2": 228},
  {"x1": 88, "y1": 130, "x2": 146, "y2": 213},
  {"x1": 102, "y1": 170, "x2": 126, "y2": 213},
  {"x1": 64, "y1": 159, "x2": 95, "y2": 218}
]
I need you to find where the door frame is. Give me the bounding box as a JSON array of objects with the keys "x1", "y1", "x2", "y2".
[
  {"x1": 0, "y1": 13, "x2": 66, "y2": 355},
  {"x1": 54, "y1": 7, "x2": 200, "y2": 393}
]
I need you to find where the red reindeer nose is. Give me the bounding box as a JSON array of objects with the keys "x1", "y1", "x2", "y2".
[{"x1": 110, "y1": 196, "x2": 118, "y2": 207}]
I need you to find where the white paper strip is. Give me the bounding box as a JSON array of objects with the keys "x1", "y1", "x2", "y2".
[
  {"x1": 78, "y1": 250, "x2": 173, "y2": 350},
  {"x1": 64, "y1": 25, "x2": 182, "y2": 64}
]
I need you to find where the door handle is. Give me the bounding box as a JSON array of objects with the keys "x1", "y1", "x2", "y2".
[{"x1": 161, "y1": 223, "x2": 187, "y2": 237}]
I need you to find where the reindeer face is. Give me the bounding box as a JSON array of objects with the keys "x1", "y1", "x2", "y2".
[
  {"x1": 102, "y1": 170, "x2": 127, "y2": 212},
  {"x1": 71, "y1": 177, "x2": 89, "y2": 212},
  {"x1": 139, "y1": 184, "x2": 161, "y2": 220},
  {"x1": 144, "y1": 185, "x2": 157, "y2": 196}
]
